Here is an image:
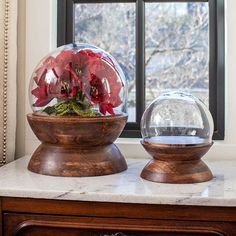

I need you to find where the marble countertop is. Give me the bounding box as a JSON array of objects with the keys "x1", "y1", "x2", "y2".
[{"x1": 0, "y1": 156, "x2": 235, "y2": 207}]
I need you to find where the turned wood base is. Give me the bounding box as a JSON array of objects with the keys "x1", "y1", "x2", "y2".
[
  {"x1": 141, "y1": 159, "x2": 213, "y2": 184},
  {"x1": 28, "y1": 143, "x2": 127, "y2": 177},
  {"x1": 141, "y1": 141, "x2": 213, "y2": 184},
  {"x1": 27, "y1": 113, "x2": 128, "y2": 177}
]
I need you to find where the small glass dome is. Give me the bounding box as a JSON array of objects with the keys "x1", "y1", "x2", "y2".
[
  {"x1": 29, "y1": 43, "x2": 127, "y2": 117},
  {"x1": 141, "y1": 91, "x2": 214, "y2": 145}
]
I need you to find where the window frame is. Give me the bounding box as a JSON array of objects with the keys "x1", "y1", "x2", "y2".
[{"x1": 57, "y1": 0, "x2": 225, "y2": 140}]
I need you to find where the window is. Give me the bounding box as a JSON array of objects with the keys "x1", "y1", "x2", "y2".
[{"x1": 57, "y1": 0, "x2": 225, "y2": 140}]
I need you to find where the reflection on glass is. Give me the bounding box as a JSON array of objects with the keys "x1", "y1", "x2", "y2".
[
  {"x1": 74, "y1": 3, "x2": 136, "y2": 122},
  {"x1": 145, "y1": 2, "x2": 209, "y2": 107}
]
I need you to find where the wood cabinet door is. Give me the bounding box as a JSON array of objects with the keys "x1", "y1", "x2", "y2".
[{"x1": 4, "y1": 213, "x2": 234, "y2": 236}]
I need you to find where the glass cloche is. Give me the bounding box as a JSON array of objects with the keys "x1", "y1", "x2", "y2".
[
  {"x1": 29, "y1": 43, "x2": 127, "y2": 117},
  {"x1": 141, "y1": 91, "x2": 214, "y2": 145}
]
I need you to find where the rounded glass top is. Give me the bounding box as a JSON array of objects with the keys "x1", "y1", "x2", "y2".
[
  {"x1": 29, "y1": 43, "x2": 127, "y2": 117},
  {"x1": 141, "y1": 91, "x2": 214, "y2": 145}
]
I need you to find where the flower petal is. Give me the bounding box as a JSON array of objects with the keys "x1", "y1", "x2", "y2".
[
  {"x1": 99, "y1": 103, "x2": 115, "y2": 115},
  {"x1": 55, "y1": 50, "x2": 74, "y2": 67}
]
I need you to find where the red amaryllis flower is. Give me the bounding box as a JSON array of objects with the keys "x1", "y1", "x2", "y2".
[
  {"x1": 84, "y1": 58, "x2": 123, "y2": 115},
  {"x1": 71, "y1": 50, "x2": 102, "y2": 82},
  {"x1": 31, "y1": 76, "x2": 52, "y2": 107},
  {"x1": 32, "y1": 49, "x2": 80, "y2": 107},
  {"x1": 48, "y1": 71, "x2": 79, "y2": 100},
  {"x1": 33, "y1": 56, "x2": 55, "y2": 85},
  {"x1": 31, "y1": 47, "x2": 124, "y2": 116},
  {"x1": 53, "y1": 50, "x2": 74, "y2": 78},
  {"x1": 32, "y1": 55, "x2": 58, "y2": 107},
  {"x1": 87, "y1": 74, "x2": 108, "y2": 103}
]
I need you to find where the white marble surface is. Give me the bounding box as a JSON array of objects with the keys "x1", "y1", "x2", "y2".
[{"x1": 0, "y1": 156, "x2": 235, "y2": 206}]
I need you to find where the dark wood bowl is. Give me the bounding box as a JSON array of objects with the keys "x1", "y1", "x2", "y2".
[
  {"x1": 141, "y1": 140, "x2": 213, "y2": 184},
  {"x1": 27, "y1": 113, "x2": 128, "y2": 177}
]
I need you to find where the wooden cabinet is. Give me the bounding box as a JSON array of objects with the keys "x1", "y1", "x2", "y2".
[
  {"x1": 4, "y1": 213, "x2": 233, "y2": 236},
  {"x1": 1, "y1": 197, "x2": 236, "y2": 236}
]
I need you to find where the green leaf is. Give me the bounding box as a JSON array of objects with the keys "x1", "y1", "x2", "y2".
[
  {"x1": 71, "y1": 101, "x2": 97, "y2": 117},
  {"x1": 56, "y1": 108, "x2": 70, "y2": 116},
  {"x1": 43, "y1": 106, "x2": 56, "y2": 115},
  {"x1": 43, "y1": 98, "x2": 100, "y2": 117},
  {"x1": 54, "y1": 101, "x2": 70, "y2": 116}
]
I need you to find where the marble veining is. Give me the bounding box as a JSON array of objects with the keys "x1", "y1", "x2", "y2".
[{"x1": 0, "y1": 156, "x2": 236, "y2": 206}]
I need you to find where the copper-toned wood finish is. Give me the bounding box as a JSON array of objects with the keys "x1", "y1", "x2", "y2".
[
  {"x1": 3, "y1": 197, "x2": 236, "y2": 222},
  {"x1": 4, "y1": 213, "x2": 228, "y2": 236},
  {"x1": 2, "y1": 197, "x2": 236, "y2": 236},
  {"x1": 27, "y1": 113, "x2": 128, "y2": 177},
  {"x1": 141, "y1": 141, "x2": 213, "y2": 183}
]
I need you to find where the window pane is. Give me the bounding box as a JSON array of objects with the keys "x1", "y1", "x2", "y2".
[
  {"x1": 74, "y1": 3, "x2": 136, "y2": 122},
  {"x1": 145, "y1": 2, "x2": 209, "y2": 107}
]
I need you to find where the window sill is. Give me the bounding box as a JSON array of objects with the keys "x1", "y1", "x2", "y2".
[{"x1": 25, "y1": 137, "x2": 236, "y2": 161}]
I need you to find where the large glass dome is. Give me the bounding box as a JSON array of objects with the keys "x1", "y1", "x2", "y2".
[
  {"x1": 141, "y1": 91, "x2": 214, "y2": 145},
  {"x1": 29, "y1": 43, "x2": 127, "y2": 117}
]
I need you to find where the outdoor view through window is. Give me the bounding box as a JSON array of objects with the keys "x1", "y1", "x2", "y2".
[{"x1": 74, "y1": 2, "x2": 209, "y2": 123}]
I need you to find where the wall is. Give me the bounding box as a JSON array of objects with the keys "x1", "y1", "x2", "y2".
[
  {"x1": 16, "y1": 0, "x2": 57, "y2": 158},
  {"x1": 16, "y1": 0, "x2": 236, "y2": 160}
]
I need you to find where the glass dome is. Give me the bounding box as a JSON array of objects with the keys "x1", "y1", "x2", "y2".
[
  {"x1": 141, "y1": 91, "x2": 214, "y2": 145},
  {"x1": 29, "y1": 43, "x2": 127, "y2": 117}
]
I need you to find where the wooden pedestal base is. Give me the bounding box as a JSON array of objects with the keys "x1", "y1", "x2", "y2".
[
  {"x1": 28, "y1": 143, "x2": 127, "y2": 177},
  {"x1": 141, "y1": 141, "x2": 213, "y2": 184},
  {"x1": 27, "y1": 113, "x2": 128, "y2": 177}
]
